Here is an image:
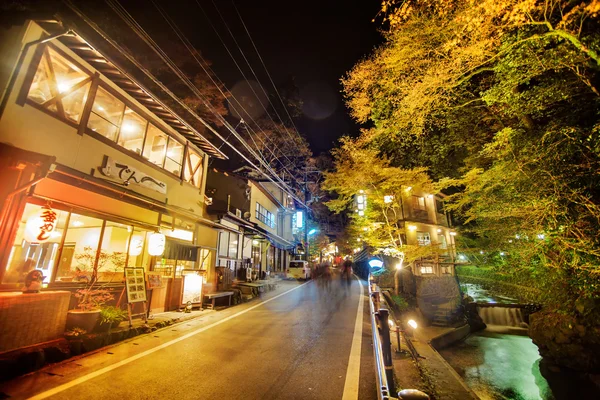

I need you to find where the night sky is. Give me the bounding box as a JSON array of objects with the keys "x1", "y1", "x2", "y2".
[{"x1": 162, "y1": 0, "x2": 383, "y2": 155}]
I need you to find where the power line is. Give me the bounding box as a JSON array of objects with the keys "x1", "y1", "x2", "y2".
[
  {"x1": 232, "y1": 1, "x2": 305, "y2": 145},
  {"x1": 105, "y1": 0, "x2": 296, "y2": 197},
  {"x1": 150, "y1": 0, "x2": 300, "y2": 182},
  {"x1": 61, "y1": 0, "x2": 305, "y2": 206}
]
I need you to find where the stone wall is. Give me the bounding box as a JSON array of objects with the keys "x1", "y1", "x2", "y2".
[{"x1": 416, "y1": 276, "x2": 462, "y2": 324}]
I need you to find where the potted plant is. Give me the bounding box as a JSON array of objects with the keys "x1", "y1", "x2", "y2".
[
  {"x1": 66, "y1": 287, "x2": 114, "y2": 332},
  {"x1": 96, "y1": 306, "x2": 128, "y2": 332}
]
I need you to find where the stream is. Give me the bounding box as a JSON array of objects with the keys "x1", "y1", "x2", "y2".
[{"x1": 440, "y1": 283, "x2": 600, "y2": 399}]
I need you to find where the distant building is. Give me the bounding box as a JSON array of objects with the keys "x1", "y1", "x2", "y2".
[{"x1": 206, "y1": 167, "x2": 300, "y2": 280}]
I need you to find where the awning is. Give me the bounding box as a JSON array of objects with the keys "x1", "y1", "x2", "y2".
[
  {"x1": 164, "y1": 238, "x2": 198, "y2": 261},
  {"x1": 242, "y1": 225, "x2": 295, "y2": 251}
]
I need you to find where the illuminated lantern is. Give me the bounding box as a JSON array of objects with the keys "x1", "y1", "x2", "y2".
[
  {"x1": 129, "y1": 235, "x2": 144, "y2": 256},
  {"x1": 24, "y1": 206, "x2": 58, "y2": 243},
  {"x1": 148, "y1": 232, "x2": 166, "y2": 256}
]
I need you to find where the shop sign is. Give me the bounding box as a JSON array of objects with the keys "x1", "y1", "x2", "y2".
[
  {"x1": 124, "y1": 267, "x2": 147, "y2": 303},
  {"x1": 99, "y1": 156, "x2": 167, "y2": 194},
  {"x1": 24, "y1": 206, "x2": 58, "y2": 243},
  {"x1": 181, "y1": 273, "x2": 203, "y2": 305}
]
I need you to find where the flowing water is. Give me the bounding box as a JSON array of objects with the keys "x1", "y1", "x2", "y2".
[
  {"x1": 440, "y1": 327, "x2": 600, "y2": 399},
  {"x1": 477, "y1": 306, "x2": 529, "y2": 328}
]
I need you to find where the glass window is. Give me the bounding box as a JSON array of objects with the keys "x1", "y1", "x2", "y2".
[
  {"x1": 413, "y1": 196, "x2": 426, "y2": 211},
  {"x1": 218, "y1": 231, "x2": 229, "y2": 258},
  {"x1": 228, "y1": 233, "x2": 239, "y2": 259},
  {"x1": 199, "y1": 249, "x2": 213, "y2": 270},
  {"x1": 55, "y1": 213, "x2": 104, "y2": 283},
  {"x1": 118, "y1": 108, "x2": 147, "y2": 155},
  {"x1": 97, "y1": 221, "x2": 131, "y2": 283},
  {"x1": 2, "y1": 203, "x2": 68, "y2": 285},
  {"x1": 164, "y1": 139, "x2": 184, "y2": 175},
  {"x1": 27, "y1": 47, "x2": 90, "y2": 121},
  {"x1": 88, "y1": 86, "x2": 125, "y2": 140},
  {"x1": 417, "y1": 232, "x2": 431, "y2": 246},
  {"x1": 184, "y1": 149, "x2": 204, "y2": 187},
  {"x1": 420, "y1": 266, "x2": 434, "y2": 274},
  {"x1": 439, "y1": 234, "x2": 447, "y2": 249},
  {"x1": 143, "y1": 124, "x2": 168, "y2": 166}
]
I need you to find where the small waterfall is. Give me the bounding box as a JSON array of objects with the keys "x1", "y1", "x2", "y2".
[{"x1": 477, "y1": 306, "x2": 528, "y2": 328}]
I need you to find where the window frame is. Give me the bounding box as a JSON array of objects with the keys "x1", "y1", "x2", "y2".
[
  {"x1": 412, "y1": 196, "x2": 426, "y2": 211},
  {"x1": 416, "y1": 231, "x2": 431, "y2": 246},
  {"x1": 255, "y1": 202, "x2": 275, "y2": 229},
  {"x1": 19, "y1": 41, "x2": 200, "y2": 181}
]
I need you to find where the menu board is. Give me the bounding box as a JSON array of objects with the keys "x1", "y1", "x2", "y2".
[
  {"x1": 181, "y1": 273, "x2": 203, "y2": 305},
  {"x1": 125, "y1": 267, "x2": 147, "y2": 303},
  {"x1": 146, "y1": 272, "x2": 163, "y2": 289}
]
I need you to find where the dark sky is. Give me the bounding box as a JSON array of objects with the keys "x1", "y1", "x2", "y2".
[{"x1": 163, "y1": 0, "x2": 383, "y2": 155}]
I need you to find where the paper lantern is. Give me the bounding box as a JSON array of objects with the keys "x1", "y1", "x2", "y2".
[
  {"x1": 129, "y1": 235, "x2": 144, "y2": 256},
  {"x1": 24, "y1": 206, "x2": 58, "y2": 243},
  {"x1": 148, "y1": 232, "x2": 166, "y2": 256}
]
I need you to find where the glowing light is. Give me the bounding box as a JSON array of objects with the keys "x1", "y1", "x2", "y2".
[
  {"x1": 408, "y1": 320, "x2": 418, "y2": 329},
  {"x1": 388, "y1": 319, "x2": 395, "y2": 329},
  {"x1": 500, "y1": 252, "x2": 505, "y2": 256},
  {"x1": 165, "y1": 229, "x2": 193, "y2": 242},
  {"x1": 395, "y1": 262, "x2": 403, "y2": 270},
  {"x1": 405, "y1": 186, "x2": 412, "y2": 192},
  {"x1": 358, "y1": 210, "x2": 364, "y2": 216},
  {"x1": 368, "y1": 259, "x2": 384, "y2": 269},
  {"x1": 384, "y1": 195, "x2": 394, "y2": 204},
  {"x1": 121, "y1": 123, "x2": 136, "y2": 134},
  {"x1": 24, "y1": 206, "x2": 58, "y2": 243},
  {"x1": 57, "y1": 82, "x2": 70, "y2": 93},
  {"x1": 359, "y1": 190, "x2": 365, "y2": 194},
  {"x1": 480, "y1": 250, "x2": 484, "y2": 255},
  {"x1": 296, "y1": 211, "x2": 303, "y2": 228},
  {"x1": 515, "y1": 234, "x2": 521, "y2": 239},
  {"x1": 252, "y1": 240, "x2": 259, "y2": 245},
  {"x1": 72, "y1": 220, "x2": 84, "y2": 227},
  {"x1": 437, "y1": 228, "x2": 442, "y2": 233},
  {"x1": 308, "y1": 229, "x2": 317, "y2": 235},
  {"x1": 408, "y1": 225, "x2": 417, "y2": 231},
  {"x1": 357, "y1": 195, "x2": 364, "y2": 204},
  {"x1": 458, "y1": 254, "x2": 466, "y2": 261},
  {"x1": 148, "y1": 232, "x2": 166, "y2": 256},
  {"x1": 97, "y1": 105, "x2": 104, "y2": 111},
  {"x1": 537, "y1": 234, "x2": 545, "y2": 240},
  {"x1": 129, "y1": 235, "x2": 144, "y2": 256},
  {"x1": 427, "y1": 194, "x2": 433, "y2": 198},
  {"x1": 450, "y1": 231, "x2": 457, "y2": 236}
]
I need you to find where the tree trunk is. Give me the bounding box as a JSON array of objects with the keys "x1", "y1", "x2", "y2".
[{"x1": 394, "y1": 268, "x2": 402, "y2": 295}]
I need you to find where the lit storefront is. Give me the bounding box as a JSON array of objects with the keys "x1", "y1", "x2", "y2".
[{"x1": 0, "y1": 20, "x2": 227, "y2": 319}]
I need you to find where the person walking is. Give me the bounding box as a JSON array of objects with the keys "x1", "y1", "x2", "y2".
[{"x1": 341, "y1": 258, "x2": 353, "y2": 288}]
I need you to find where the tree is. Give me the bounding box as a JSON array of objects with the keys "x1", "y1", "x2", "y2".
[{"x1": 323, "y1": 137, "x2": 447, "y2": 293}]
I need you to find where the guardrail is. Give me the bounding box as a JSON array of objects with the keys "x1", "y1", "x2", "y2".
[{"x1": 368, "y1": 275, "x2": 430, "y2": 400}]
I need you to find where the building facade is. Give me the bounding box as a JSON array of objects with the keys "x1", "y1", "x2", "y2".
[
  {"x1": 0, "y1": 20, "x2": 230, "y2": 313},
  {"x1": 206, "y1": 168, "x2": 299, "y2": 281}
]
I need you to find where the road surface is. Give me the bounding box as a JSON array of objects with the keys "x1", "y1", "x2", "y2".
[{"x1": 1, "y1": 277, "x2": 376, "y2": 400}]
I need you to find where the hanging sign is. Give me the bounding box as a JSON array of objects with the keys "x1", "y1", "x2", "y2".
[
  {"x1": 148, "y1": 232, "x2": 166, "y2": 256},
  {"x1": 125, "y1": 267, "x2": 147, "y2": 303},
  {"x1": 24, "y1": 206, "x2": 58, "y2": 243},
  {"x1": 99, "y1": 156, "x2": 167, "y2": 194}
]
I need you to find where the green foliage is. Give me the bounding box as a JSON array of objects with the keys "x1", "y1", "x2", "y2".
[
  {"x1": 99, "y1": 306, "x2": 127, "y2": 325},
  {"x1": 390, "y1": 293, "x2": 411, "y2": 312},
  {"x1": 340, "y1": 0, "x2": 600, "y2": 316}
]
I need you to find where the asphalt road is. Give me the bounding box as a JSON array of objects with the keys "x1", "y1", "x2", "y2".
[{"x1": 5, "y1": 277, "x2": 376, "y2": 400}]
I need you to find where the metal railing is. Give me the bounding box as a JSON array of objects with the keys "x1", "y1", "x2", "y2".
[
  {"x1": 368, "y1": 275, "x2": 430, "y2": 400},
  {"x1": 369, "y1": 277, "x2": 394, "y2": 400}
]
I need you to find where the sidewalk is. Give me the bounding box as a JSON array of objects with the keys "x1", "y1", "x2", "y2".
[
  {"x1": 407, "y1": 324, "x2": 479, "y2": 400},
  {"x1": 0, "y1": 279, "x2": 301, "y2": 390}
]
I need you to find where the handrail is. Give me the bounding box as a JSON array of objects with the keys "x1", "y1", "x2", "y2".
[{"x1": 368, "y1": 275, "x2": 393, "y2": 400}]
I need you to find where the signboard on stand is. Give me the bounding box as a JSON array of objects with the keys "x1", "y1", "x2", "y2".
[
  {"x1": 181, "y1": 271, "x2": 203, "y2": 306},
  {"x1": 125, "y1": 267, "x2": 147, "y2": 303}
]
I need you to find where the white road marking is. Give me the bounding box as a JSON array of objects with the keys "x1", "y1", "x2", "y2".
[
  {"x1": 29, "y1": 281, "x2": 310, "y2": 400},
  {"x1": 342, "y1": 277, "x2": 364, "y2": 400}
]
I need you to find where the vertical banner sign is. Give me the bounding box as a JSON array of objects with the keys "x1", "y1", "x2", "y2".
[{"x1": 24, "y1": 206, "x2": 58, "y2": 243}]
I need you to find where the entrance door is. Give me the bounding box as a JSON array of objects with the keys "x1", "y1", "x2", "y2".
[{"x1": 56, "y1": 244, "x2": 75, "y2": 282}]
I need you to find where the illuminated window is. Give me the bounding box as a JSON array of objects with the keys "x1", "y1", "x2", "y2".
[
  {"x1": 420, "y1": 266, "x2": 434, "y2": 274},
  {"x1": 118, "y1": 108, "x2": 147, "y2": 155},
  {"x1": 255, "y1": 203, "x2": 275, "y2": 228},
  {"x1": 412, "y1": 196, "x2": 426, "y2": 211},
  {"x1": 143, "y1": 124, "x2": 168, "y2": 166},
  {"x1": 183, "y1": 149, "x2": 204, "y2": 188},
  {"x1": 2, "y1": 203, "x2": 67, "y2": 286},
  {"x1": 27, "y1": 47, "x2": 91, "y2": 123},
  {"x1": 439, "y1": 234, "x2": 447, "y2": 249},
  {"x1": 165, "y1": 139, "x2": 184, "y2": 175},
  {"x1": 417, "y1": 232, "x2": 431, "y2": 246},
  {"x1": 88, "y1": 86, "x2": 125, "y2": 140}
]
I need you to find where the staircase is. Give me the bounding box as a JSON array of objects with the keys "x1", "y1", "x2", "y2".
[{"x1": 417, "y1": 277, "x2": 463, "y2": 327}]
